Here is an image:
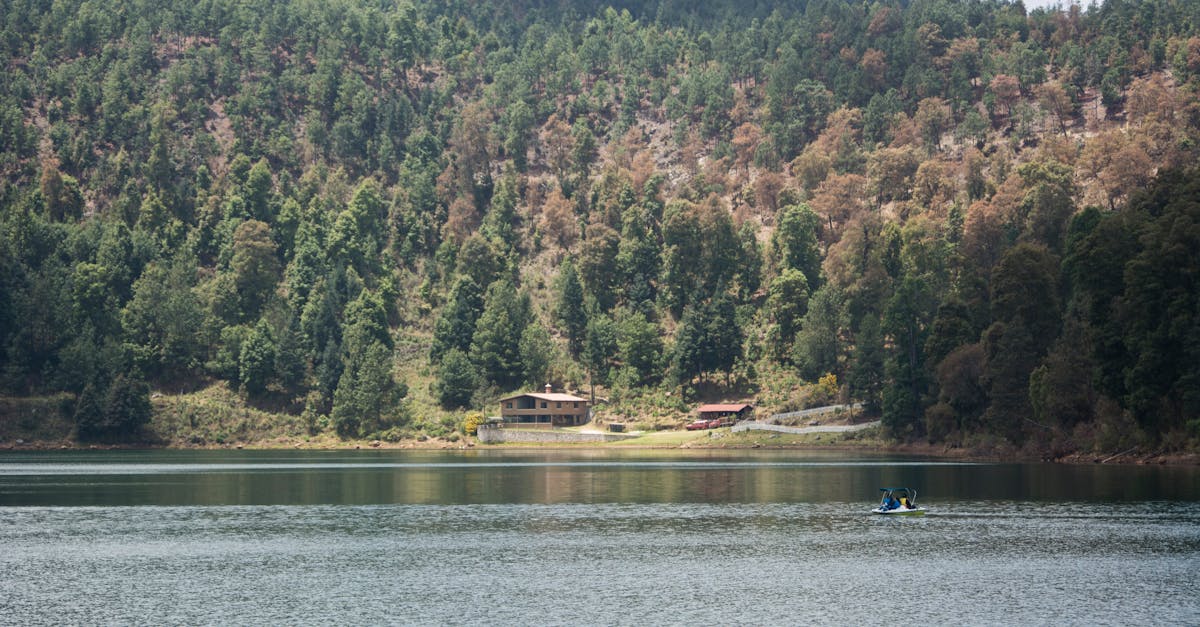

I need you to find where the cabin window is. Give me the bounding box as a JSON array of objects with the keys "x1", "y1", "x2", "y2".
[
  {"x1": 540, "y1": 402, "x2": 547, "y2": 408},
  {"x1": 505, "y1": 402, "x2": 512, "y2": 409},
  {"x1": 557, "y1": 402, "x2": 562, "y2": 408},
  {"x1": 573, "y1": 402, "x2": 579, "y2": 408}
]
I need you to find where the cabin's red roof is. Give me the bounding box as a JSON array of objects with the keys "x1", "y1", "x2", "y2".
[{"x1": 697, "y1": 403, "x2": 753, "y2": 413}]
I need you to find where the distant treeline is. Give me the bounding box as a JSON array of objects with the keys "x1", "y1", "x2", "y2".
[{"x1": 0, "y1": 0, "x2": 1197, "y2": 452}]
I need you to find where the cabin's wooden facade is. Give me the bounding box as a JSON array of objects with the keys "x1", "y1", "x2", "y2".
[{"x1": 498, "y1": 385, "x2": 590, "y2": 428}]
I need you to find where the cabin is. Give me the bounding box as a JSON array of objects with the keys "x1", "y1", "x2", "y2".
[
  {"x1": 498, "y1": 385, "x2": 590, "y2": 428},
  {"x1": 696, "y1": 403, "x2": 754, "y2": 424}
]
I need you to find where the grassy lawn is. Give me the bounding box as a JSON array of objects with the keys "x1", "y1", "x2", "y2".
[
  {"x1": 713, "y1": 431, "x2": 846, "y2": 447},
  {"x1": 604, "y1": 429, "x2": 711, "y2": 447}
]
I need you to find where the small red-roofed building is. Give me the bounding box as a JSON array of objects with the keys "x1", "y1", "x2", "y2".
[{"x1": 696, "y1": 403, "x2": 754, "y2": 425}]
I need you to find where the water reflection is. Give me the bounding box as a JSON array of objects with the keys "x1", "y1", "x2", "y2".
[{"x1": 1, "y1": 449, "x2": 1197, "y2": 506}]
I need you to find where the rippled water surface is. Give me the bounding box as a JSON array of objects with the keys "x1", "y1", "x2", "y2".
[{"x1": 2, "y1": 450, "x2": 1198, "y2": 625}]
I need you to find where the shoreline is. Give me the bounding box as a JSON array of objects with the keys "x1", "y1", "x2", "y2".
[
  {"x1": 4, "y1": 394, "x2": 1195, "y2": 466},
  {"x1": 2, "y1": 434, "x2": 1195, "y2": 466}
]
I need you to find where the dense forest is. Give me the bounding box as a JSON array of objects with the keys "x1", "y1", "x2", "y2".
[{"x1": 1, "y1": 0, "x2": 1199, "y2": 455}]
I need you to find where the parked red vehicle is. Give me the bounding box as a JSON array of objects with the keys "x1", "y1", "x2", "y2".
[{"x1": 685, "y1": 418, "x2": 723, "y2": 430}]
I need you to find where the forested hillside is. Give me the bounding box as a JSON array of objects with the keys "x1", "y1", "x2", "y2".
[{"x1": 2, "y1": 0, "x2": 1198, "y2": 455}]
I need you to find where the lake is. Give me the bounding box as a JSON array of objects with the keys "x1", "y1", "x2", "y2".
[{"x1": 2, "y1": 449, "x2": 1198, "y2": 625}]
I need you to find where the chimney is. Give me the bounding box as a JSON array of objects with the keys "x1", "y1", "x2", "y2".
[{"x1": 544, "y1": 383, "x2": 553, "y2": 394}]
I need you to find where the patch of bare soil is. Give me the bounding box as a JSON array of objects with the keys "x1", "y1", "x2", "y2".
[{"x1": 205, "y1": 98, "x2": 234, "y2": 176}]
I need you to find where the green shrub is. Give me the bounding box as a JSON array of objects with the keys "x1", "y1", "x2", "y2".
[{"x1": 380, "y1": 427, "x2": 405, "y2": 442}]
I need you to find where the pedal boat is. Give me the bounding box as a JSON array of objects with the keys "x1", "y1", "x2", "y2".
[{"x1": 872, "y1": 487, "x2": 926, "y2": 515}]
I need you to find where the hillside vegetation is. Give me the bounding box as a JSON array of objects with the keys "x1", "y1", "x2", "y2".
[{"x1": 1, "y1": 0, "x2": 1199, "y2": 457}]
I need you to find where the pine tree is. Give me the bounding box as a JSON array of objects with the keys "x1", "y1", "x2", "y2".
[
  {"x1": 122, "y1": 255, "x2": 204, "y2": 379},
  {"x1": 555, "y1": 259, "x2": 587, "y2": 357},
  {"x1": 616, "y1": 205, "x2": 661, "y2": 309},
  {"x1": 435, "y1": 348, "x2": 478, "y2": 409},
  {"x1": 471, "y1": 279, "x2": 532, "y2": 390},
  {"x1": 331, "y1": 290, "x2": 402, "y2": 437},
  {"x1": 671, "y1": 295, "x2": 743, "y2": 386},
  {"x1": 519, "y1": 321, "x2": 555, "y2": 388},
  {"x1": 881, "y1": 276, "x2": 935, "y2": 439},
  {"x1": 794, "y1": 285, "x2": 844, "y2": 381},
  {"x1": 579, "y1": 223, "x2": 620, "y2": 311},
  {"x1": 706, "y1": 294, "x2": 743, "y2": 386},
  {"x1": 583, "y1": 309, "x2": 617, "y2": 398},
  {"x1": 849, "y1": 313, "x2": 885, "y2": 415},
  {"x1": 766, "y1": 268, "x2": 809, "y2": 360},
  {"x1": 773, "y1": 203, "x2": 823, "y2": 289},
  {"x1": 332, "y1": 341, "x2": 402, "y2": 437},
  {"x1": 274, "y1": 312, "x2": 307, "y2": 398},
  {"x1": 239, "y1": 320, "x2": 276, "y2": 398},
  {"x1": 430, "y1": 276, "x2": 483, "y2": 363},
  {"x1": 77, "y1": 374, "x2": 152, "y2": 441},
  {"x1": 672, "y1": 304, "x2": 706, "y2": 386},
  {"x1": 615, "y1": 308, "x2": 663, "y2": 387},
  {"x1": 73, "y1": 381, "x2": 106, "y2": 440},
  {"x1": 103, "y1": 374, "x2": 152, "y2": 438},
  {"x1": 230, "y1": 220, "x2": 280, "y2": 321}
]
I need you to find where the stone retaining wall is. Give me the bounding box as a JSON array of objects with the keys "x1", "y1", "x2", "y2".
[{"x1": 476, "y1": 426, "x2": 635, "y2": 444}]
